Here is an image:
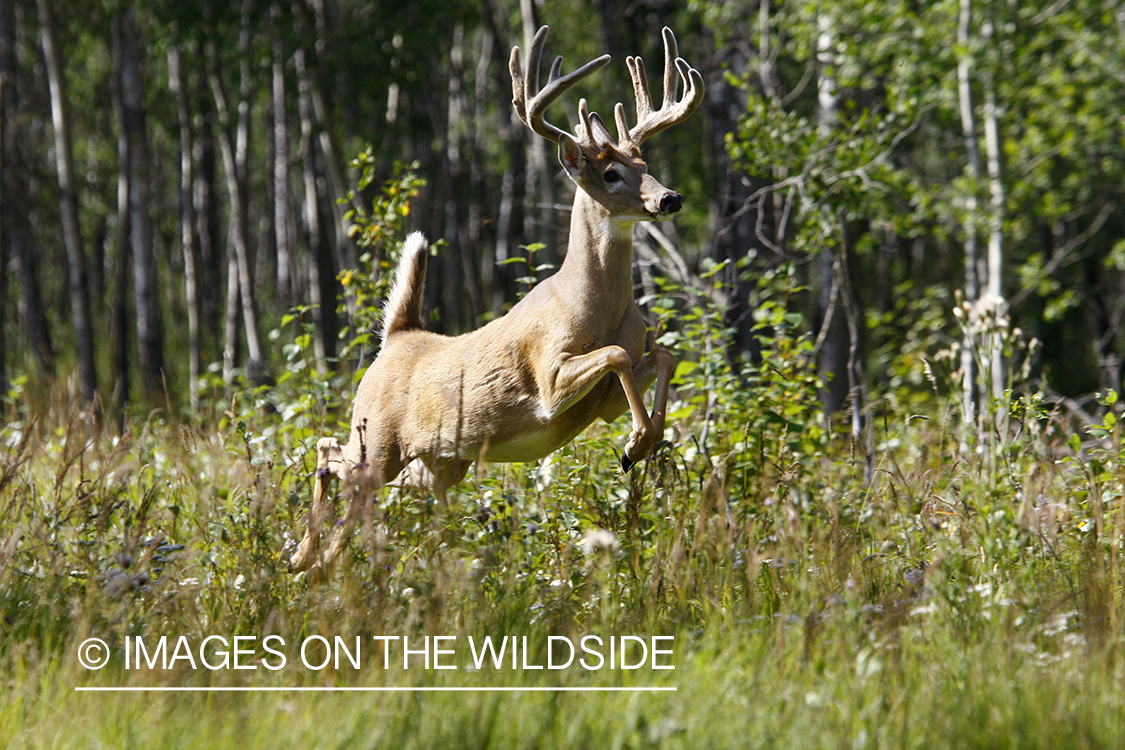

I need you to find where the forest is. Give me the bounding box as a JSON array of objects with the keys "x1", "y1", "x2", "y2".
[{"x1": 1, "y1": 0, "x2": 1121, "y2": 426}]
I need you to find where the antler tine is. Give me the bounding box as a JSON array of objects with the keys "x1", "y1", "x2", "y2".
[
  {"x1": 510, "y1": 25, "x2": 610, "y2": 144},
  {"x1": 622, "y1": 26, "x2": 705, "y2": 148}
]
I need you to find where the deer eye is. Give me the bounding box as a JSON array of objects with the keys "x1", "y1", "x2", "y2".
[{"x1": 604, "y1": 170, "x2": 621, "y2": 184}]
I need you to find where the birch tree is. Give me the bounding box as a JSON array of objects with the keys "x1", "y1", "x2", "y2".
[
  {"x1": 37, "y1": 0, "x2": 97, "y2": 407},
  {"x1": 270, "y1": 3, "x2": 294, "y2": 304},
  {"x1": 955, "y1": 0, "x2": 1008, "y2": 442},
  {"x1": 169, "y1": 41, "x2": 202, "y2": 411},
  {"x1": 113, "y1": 6, "x2": 164, "y2": 399},
  {"x1": 981, "y1": 18, "x2": 1005, "y2": 416},
  {"x1": 295, "y1": 46, "x2": 337, "y2": 367},
  {"x1": 210, "y1": 0, "x2": 264, "y2": 382},
  {"x1": 813, "y1": 8, "x2": 852, "y2": 417},
  {"x1": 956, "y1": 0, "x2": 983, "y2": 437}
]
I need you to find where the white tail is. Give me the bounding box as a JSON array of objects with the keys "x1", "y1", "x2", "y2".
[
  {"x1": 379, "y1": 231, "x2": 429, "y2": 345},
  {"x1": 290, "y1": 26, "x2": 704, "y2": 581}
]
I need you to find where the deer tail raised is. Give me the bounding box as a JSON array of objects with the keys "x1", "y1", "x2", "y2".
[{"x1": 380, "y1": 231, "x2": 429, "y2": 344}]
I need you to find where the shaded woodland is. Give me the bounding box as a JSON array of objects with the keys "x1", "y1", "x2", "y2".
[{"x1": 1, "y1": 0, "x2": 1123, "y2": 429}]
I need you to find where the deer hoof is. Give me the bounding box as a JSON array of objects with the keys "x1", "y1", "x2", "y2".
[{"x1": 622, "y1": 430, "x2": 653, "y2": 472}]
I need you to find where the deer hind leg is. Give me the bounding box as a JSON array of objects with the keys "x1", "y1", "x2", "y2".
[
  {"x1": 303, "y1": 444, "x2": 404, "y2": 583},
  {"x1": 289, "y1": 437, "x2": 351, "y2": 573},
  {"x1": 306, "y1": 487, "x2": 363, "y2": 583},
  {"x1": 309, "y1": 450, "x2": 466, "y2": 583}
]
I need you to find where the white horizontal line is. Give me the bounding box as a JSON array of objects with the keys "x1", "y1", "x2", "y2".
[{"x1": 75, "y1": 686, "x2": 676, "y2": 693}]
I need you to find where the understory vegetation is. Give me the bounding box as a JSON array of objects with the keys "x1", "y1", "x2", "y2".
[{"x1": 2, "y1": 224, "x2": 1123, "y2": 748}]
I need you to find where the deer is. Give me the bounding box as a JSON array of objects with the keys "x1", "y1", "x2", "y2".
[{"x1": 288, "y1": 25, "x2": 704, "y2": 579}]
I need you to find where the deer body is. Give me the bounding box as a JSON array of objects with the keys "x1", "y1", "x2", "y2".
[{"x1": 290, "y1": 26, "x2": 703, "y2": 578}]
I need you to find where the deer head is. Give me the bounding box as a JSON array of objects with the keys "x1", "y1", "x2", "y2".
[{"x1": 510, "y1": 26, "x2": 704, "y2": 225}]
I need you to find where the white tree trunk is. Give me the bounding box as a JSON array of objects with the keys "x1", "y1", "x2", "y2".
[
  {"x1": 169, "y1": 43, "x2": 201, "y2": 411},
  {"x1": 957, "y1": 0, "x2": 981, "y2": 441},
  {"x1": 982, "y1": 21, "x2": 1006, "y2": 414},
  {"x1": 38, "y1": 0, "x2": 98, "y2": 406}
]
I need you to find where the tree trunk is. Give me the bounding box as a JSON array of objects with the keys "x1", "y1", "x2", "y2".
[
  {"x1": 981, "y1": 20, "x2": 1006, "y2": 415},
  {"x1": 442, "y1": 22, "x2": 470, "y2": 332},
  {"x1": 957, "y1": 0, "x2": 983, "y2": 440},
  {"x1": 169, "y1": 42, "x2": 201, "y2": 411},
  {"x1": 234, "y1": 0, "x2": 266, "y2": 373},
  {"x1": 113, "y1": 7, "x2": 164, "y2": 400},
  {"x1": 516, "y1": 0, "x2": 558, "y2": 265},
  {"x1": 209, "y1": 6, "x2": 264, "y2": 381},
  {"x1": 222, "y1": 225, "x2": 241, "y2": 384},
  {"x1": 194, "y1": 68, "x2": 221, "y2": 347},
  {"x1": 294, "y1": 0, "x2": 357, "y2": 331},
  {"x1": 37, "y1": 0, "x2": 98, "y2": 406},
  {"x1": 211, "y1": 57, "x2": 243, "y2": 384},
  {"x1": 813, "y1": 9, "x2": 858, "y2": 420},
  {"x1": 468, "y1": 26, "x2": 492, "y2": 313},
  {"x1": 0, "y1": 0, "x2": 12, "y2": 393},
  {"x1": 271, "y1": 3, "x2": 295, "y2": 304},
  {"x1": 1, "y1": 6, "x2": 55, "y2": 378},
  {"x1": 956, "y1": 0, "x2": 1008, "y2": 443},
  {"x1": 110, "y1": 16, "x2": 132, "y2": 415},
  {"x1": 480, "y1": 0, "x2": 526, "y2": 314},
  {"x1": 12, "y1": 230, "x2": 56, "y2": 376},
  {"x1": 296, "y1": 47, "x2": 338, "y2": 368},
  {"x1": 111, "y1": 211, "x2": 130, "y2": 428},
  {"x1": 704, "y1": 9, "x2": 760, "y2": 367},
  {"x1": 0, "y1": 114, "x2": 5, "y2": 394}
]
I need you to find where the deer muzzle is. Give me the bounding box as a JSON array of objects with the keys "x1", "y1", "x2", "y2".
[{"x1": 659, "y1": 192, "x2": 683, "y2": 214}]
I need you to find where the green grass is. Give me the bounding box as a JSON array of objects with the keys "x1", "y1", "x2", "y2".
[{"x1": 2, "y1": 346, "x2": 1123, "y2": 747}]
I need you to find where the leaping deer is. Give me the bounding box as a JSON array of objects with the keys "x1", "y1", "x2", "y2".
[{"x1": 289, "y1": 25, "x2": 704, "y2": 579}]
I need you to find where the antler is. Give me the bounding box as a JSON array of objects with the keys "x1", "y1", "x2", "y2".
[
  {"x1": 510, "y1": 26, "x2": 611, "y2": 144},
  {"x1": 616, "y1": 27, "x2": 705, "y2": 149}
]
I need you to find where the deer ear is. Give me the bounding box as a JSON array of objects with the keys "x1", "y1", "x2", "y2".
[
  {"x1": 557, "y1": 134, "x2": 585, "y2": 181},
  {"x1": 587, "y1": 113, "x2": 615, "y2": 149}
]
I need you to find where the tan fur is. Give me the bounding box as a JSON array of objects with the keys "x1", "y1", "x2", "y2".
[{"x1": 290, "y1": 26, "x2": 703, "y2": 580}]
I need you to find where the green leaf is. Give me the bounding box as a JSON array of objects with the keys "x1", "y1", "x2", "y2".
[{"x1": 674, "y1": 361, "x2": 699, "y2": 380}]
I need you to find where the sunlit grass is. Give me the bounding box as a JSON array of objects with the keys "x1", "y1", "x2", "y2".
[{"x1": 1, "y1": 345, "x2": 1123, "y2": 747}]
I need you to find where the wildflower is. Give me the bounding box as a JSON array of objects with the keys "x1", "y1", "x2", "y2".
[
  {"x1": 579, "y1": 528, "x2": 619, "y2": 556},
  {"x1": 963, "y1": 291, "x2": 1010, "y2": 335}
]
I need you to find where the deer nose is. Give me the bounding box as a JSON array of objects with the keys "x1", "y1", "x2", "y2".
[{"x1": 659, "y1": 192, "x2": 683, "y2": 214}]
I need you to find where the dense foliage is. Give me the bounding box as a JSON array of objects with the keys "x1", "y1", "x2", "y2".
[{"x1": 1, "y1": 0, "x2": 1123, "y2": 417}]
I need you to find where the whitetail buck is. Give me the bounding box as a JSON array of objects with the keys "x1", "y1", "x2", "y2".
[{"x1": 289, "y1": 25, "x2": 704, "y2": 579}]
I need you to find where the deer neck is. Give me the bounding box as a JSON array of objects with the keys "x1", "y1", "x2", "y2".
[{"x1": 555, "y1": 189, "x2": 636, "y2": 323}]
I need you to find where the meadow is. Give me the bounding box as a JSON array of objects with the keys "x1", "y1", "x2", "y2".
[{"x1": 2, "y1": 270, "x2": 1123, "y2": 749}]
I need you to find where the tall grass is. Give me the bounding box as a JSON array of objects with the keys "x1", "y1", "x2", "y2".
[
  {"x1": 2, "y1": 211, "x2": 1123, "y2": 745},
  {"x1": 3, "y1": 328, "x2": 1123, "y2": 747}
]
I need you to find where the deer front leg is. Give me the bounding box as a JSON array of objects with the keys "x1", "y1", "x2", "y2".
[
  {"x1": 547, "y1": 346, "x2": 662, "y2": 471},
  {"x1": 595, "y1": 346, "x2": 674, "y2": 470}
]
